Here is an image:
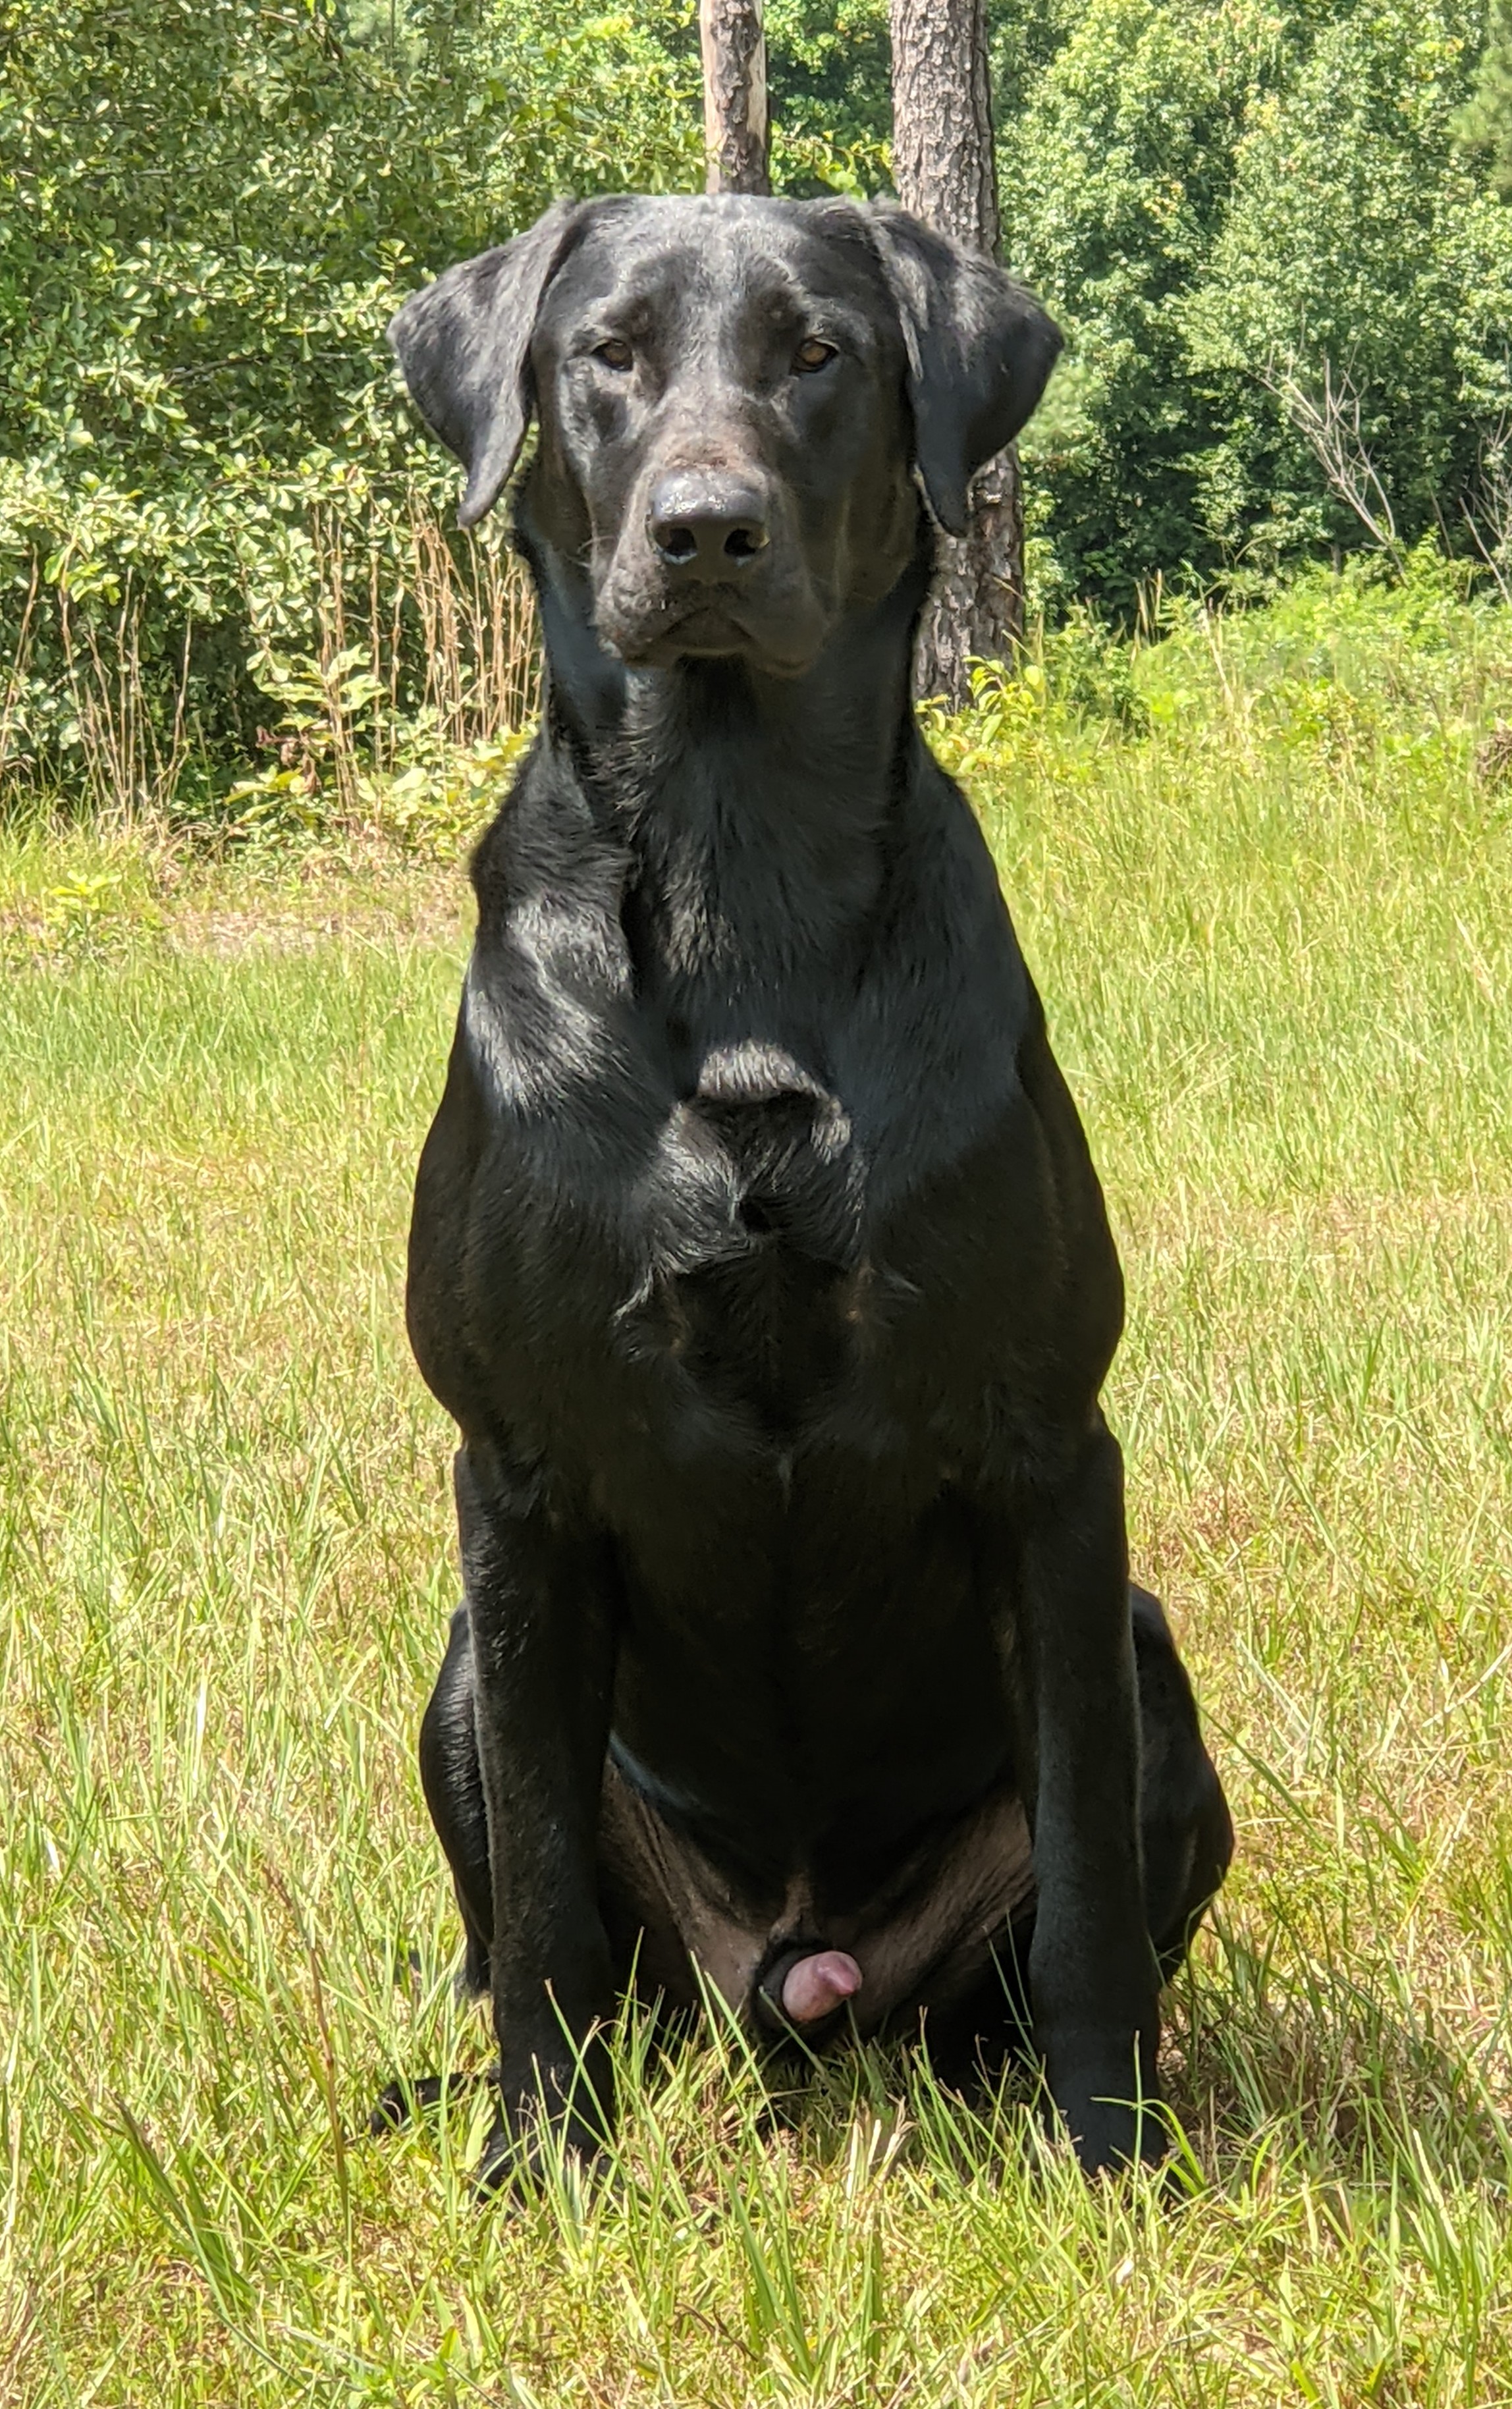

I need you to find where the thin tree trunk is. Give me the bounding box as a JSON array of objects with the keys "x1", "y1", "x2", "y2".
[
  {"x1": 890, "y1": 0, "x2": 1024, "y2": 703},
  {"x1": 701, "y1": 0, "x2": 770, "y2": 196}
]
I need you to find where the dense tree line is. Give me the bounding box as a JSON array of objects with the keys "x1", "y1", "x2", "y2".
[{"x1": 3, "y1": 0, "x2": 1511, "y2": 794}]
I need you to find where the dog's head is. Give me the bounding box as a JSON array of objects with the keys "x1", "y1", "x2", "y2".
[{"x1": 390, "y1": 196, "x2": 1061, "y2": 678}]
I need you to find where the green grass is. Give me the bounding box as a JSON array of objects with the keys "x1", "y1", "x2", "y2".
[{"x1": 5, "y1": 565, "x2": 1512, "y2": 2404}]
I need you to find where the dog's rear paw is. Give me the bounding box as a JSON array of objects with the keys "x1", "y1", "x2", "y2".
[{"x1": 368, "y1": 2071, "x2": 483, "y2": 2136}]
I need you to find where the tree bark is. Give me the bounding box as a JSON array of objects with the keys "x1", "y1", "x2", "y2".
[
  {"x1": 889, "y1": 0, "x2": 1024, "y2": 703},
  {"x1": 700, "y1": 0, "x2": 770, "y2": 196}
]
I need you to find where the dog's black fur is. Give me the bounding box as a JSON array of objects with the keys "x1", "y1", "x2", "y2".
[{"x1": 388, "y1": 194, "x2": 1232, "y2": 2185}]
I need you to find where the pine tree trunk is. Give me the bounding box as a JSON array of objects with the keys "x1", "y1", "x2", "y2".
[
  {"x1": 889, "y1": 0, "x2": 1023, "y2": 704},
  {"x1": 701, "y1": 0, "x2": 770, "y2": 196}
]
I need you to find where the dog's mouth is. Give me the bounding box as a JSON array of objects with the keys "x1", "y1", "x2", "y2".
[
  {"x1": 603, "y1": 591, "x2": 823, "y2": 677},
  {"x1": 660, "y1": 600, "x2": 753, "y2": 655}
]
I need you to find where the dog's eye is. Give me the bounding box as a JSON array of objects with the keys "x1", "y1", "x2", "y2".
[
  {"x1": 793, "y1": 338, "x2": 837, "y2": 375},
  {"x1": 593, "y1": 338, "x2": 634, "y2": 372}
]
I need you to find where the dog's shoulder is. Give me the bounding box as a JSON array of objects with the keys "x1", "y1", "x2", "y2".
[
  {"x1": 468, "y1": 736, "x2": 627, "y2": 952},
  {"x1": 455, "y1": 738, "x2": 647, "y2": 1112},
  {"x1": 882, "y1": 742, "x2": 1028, "y2": 1000},
  {"x1": 838, "y1": 744, "x2": 1032, "y2": 1152}
]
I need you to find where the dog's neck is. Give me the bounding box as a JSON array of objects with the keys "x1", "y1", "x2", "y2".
[{"x1": 522, "y1": 524, "x2": 932, "y2": 1010}]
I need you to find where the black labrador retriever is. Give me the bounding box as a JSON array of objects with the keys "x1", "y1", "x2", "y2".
[{"x1": 387, "y1": 193, "x2": 1232, "y2": 2186}]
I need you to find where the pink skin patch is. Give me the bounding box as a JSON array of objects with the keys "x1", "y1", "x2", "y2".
[{"x1": 780, "y1": 1949, "x2": 863, "y2": 2023}]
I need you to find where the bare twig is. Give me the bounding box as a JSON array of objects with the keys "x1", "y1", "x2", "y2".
[
  {"x1": 0, "y1": 560, "x2": 40, "y2": 797},
  {"x1": 1458, "y1": 417, "x2": 1512, "y2": 605},
  {"x1": 55, "y1": 579, "x2": 194, "y2": 823},
  {"x1": 1263, "y1": 356, "x2": 1405, "y2": 578},
  {"x1": 3, "y1": 490, "x2": 541, "y2": 823}
]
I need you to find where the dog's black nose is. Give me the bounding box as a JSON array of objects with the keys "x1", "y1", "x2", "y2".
[{"x1": 647, "y1": 473, "x2": 770, "y2": 576}]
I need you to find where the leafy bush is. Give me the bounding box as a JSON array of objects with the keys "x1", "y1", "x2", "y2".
[
  {"x1": 0, "y1": 0, "x2": 698, "y2": 809},
  {"x1": 1184, "y1": 3, "x2": 1512, "y2": 576},
  {"x1": 1456, "y1": 0, "x2": 1512, "y2": 191},
  {"x1": 7, "y1": 0, "x2": 1512, "y2": 817},
  {"x1": 1006, "y1": 0, "x2": 1512, "y2": 617}
]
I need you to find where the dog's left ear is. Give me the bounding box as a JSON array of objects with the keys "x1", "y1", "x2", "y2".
[
  {"x1": 389, "y1": 200, "x2": 587, "y2": 528},
  {"x1": 861, "y1": 202, "x2": 1062, "y2": 538}
]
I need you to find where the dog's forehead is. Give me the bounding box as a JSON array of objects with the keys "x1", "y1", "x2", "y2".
[{"x1": 541, "y1": 197, "x2": 890, "y2": 337}]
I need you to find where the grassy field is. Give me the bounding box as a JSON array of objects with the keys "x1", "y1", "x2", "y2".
[{"x1": 5, "y1": 563, "x2": 1512, "y2": 2404}]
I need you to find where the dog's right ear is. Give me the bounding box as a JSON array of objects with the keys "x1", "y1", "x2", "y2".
[{"x1": 389, "y1": 202, "x2": 585, "y2": 529}]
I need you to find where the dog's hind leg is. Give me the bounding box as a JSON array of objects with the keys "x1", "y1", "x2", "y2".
[
  {"x1": 370, "y1": 1607, "x2": 496, "y2": 2138},
  {"x1": 934, "y1": 1585, "x2": 1230, "y2": 2090},
  {"x1": 1129, "y1": 1585, "x2": 1233, "y2": 1976},
  {"x1": 419, "y1": 1602, "x2": 493, "y2": 1999}
]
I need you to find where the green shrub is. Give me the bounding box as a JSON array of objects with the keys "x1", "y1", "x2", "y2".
[
  {"x1": 8, "y1": 0, "x2": 1512, "y2": 813},
  {"x1": 0, "y1": 0, "x2": 698, "y2": 810},
  {"x1": 1006, "y1": 0, "x2": 1512, "y2": 618}
]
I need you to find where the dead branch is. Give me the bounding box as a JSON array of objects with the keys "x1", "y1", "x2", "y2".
[{"x1": 1263, "y1": 356, "x2": 1405, "y2": 578}]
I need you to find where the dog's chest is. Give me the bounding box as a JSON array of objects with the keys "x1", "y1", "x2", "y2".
[{"x1": 633, "y1": 1039, "x2": 867, "y2": 1419}]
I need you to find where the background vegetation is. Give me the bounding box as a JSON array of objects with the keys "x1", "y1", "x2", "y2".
[
  {"x1": 5, "y1": 566, "x2": 1512, "y2": 2400},
  {"x1": 8, "y1": 0, "x2": 1512, "y2": 814}
]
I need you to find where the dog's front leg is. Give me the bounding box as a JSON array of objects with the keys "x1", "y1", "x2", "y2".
[
  {"x1": 454, "y1": 1442, "x2": 617, "y2": 2188},
  {"x1": 1017, "y1": 1418, "x2": 1164, "y2": 2174}
]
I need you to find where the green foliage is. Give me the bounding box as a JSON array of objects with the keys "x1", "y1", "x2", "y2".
[
  {"x1": 766, "y1": 0, "x2": 892, "y2": 192},
  {"x1": 1005, "y1": 0, "x2": 1512, "y2": 616},
  {"x1": 1185, "y1": 3, "x2": 1512, "y2": 572},
  {"x1": 1006, "y1": 0, "x2": 1271, "y2": 612},
  {"x1": 7, "y1": 0, "x2": 1512, "y2": 803},
  {"x1": 1455, "y1": 0, "x2": 1512, "y2": 191},
  {"x1": 0, "y1": 0, "x2": 699, "y2": 803}
]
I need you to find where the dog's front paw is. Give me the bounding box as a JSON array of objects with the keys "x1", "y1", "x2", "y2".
[
  {"x1": 470, "y1": 2109, "x2": 607, "y2": 2203},
  {"x1": 472, "y1": 2047, "x2": 614, "y2": 2202},
  {"x1": 1042, "y1": 2042, "x2": 1168, "y2": 2178}
]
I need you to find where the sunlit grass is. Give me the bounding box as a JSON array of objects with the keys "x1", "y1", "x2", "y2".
[{"x1": 5, "y1": 575, "x2": 1512, "y2": 2402}]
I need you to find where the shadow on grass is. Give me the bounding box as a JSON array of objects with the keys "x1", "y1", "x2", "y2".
[{"x1": 1161, "y1": 1915, "x2": 1512, "y2": 2198}]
